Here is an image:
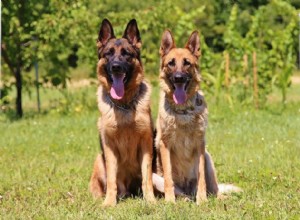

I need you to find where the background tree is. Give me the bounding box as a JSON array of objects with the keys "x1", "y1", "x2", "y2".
[
  {"x1": 2, "y1": 0, "x2": 51, "y2": 117},
  {"x1": 1, "y1": 0, "x2": 100, "y2": 117},
  {"x1": 1, "y1": 0, "x2": 299, "y2": 117}
]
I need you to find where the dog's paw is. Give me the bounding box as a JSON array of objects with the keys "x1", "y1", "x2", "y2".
[
  {"x1": 196, "y1": 192, "x2": 208, "y2": 205},
  {"x1": 144, "y1": 193, "x2": 156, "y2": 204},
  {"x1": 91, "y1": 190, "x2": 104, "y2": 199},
  {"x1": 196, "y1": 197, "x2": 208, "y2": 205},
  {"x1": 89, "y1": 177, "x2": 105, "y2": 199},
  {"x1": 89, "y1": 184, "x2": 105, "y2": 199},
  {"x1": 102, "y1": 197, "x2": 117, "y2": 207},
  {"x1": 165, "y1": 193, "x2": 176, "y2": 203}
]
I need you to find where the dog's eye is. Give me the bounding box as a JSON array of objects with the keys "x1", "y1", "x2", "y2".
[
  {"x1": 184, "y1": 59, "x2": 191, "y2": 66},
  {"x1": 104, "y1": 48, "x2": 115, "y2": 56},
  {"x1": 168, "y1": 59, "x2": 175, "y2": 67},
  {"x1": 121, "y1": 48, "x2": 132, "y2": 57}
]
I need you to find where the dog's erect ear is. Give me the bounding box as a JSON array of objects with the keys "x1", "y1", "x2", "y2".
[
  {"x1": 185, "y1": 31, "x2": 200, "y2": 58},
  {"x1": 123, "y1": 19, "x2": 141, "y2": 48},
  {"x1": 98, "y1": 19, "x2": 115, "y2": 47},
  {"x1": 160, "y1": 30, "x2": 175, "y2": 57}
]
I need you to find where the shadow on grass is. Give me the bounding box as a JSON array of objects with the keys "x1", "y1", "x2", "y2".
[{"x1": 0, "y1": 107, "x2": 51, "y2": 122}]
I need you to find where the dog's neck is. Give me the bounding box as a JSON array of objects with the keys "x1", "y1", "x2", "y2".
[
  {"x1": 166, "y1": 93, "x2": 203, "y2": 115},
  {"x1": 105, "y1": 83, "x2": 143, "y2": 111}
]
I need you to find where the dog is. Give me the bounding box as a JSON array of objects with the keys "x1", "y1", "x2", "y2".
[
  {"x1": 153, "y1": 30, "x2": 241, "y2": 204},
  {"x1": 89, "y1": 19, "x2": 155, "y2": 206}
]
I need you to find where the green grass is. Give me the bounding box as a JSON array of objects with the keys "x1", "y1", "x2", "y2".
[{"x1": 1, "y1": 83, "x2": 300, "y2": 219}]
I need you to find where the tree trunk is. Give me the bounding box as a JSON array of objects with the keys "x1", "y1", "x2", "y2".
[
  {"x1": 15, "y1": 0, "x2": 24, "y2": 117},
  {"x1": 15, "y1": 64, "x2": 23, "y2": 117},
  {"x1": 1, "y1": 44, "x2": 23, "y2": 117}
]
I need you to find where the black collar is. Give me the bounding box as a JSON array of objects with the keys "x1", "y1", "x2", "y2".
[
  {"x1": 106, "y1": 86, "x2": 141, "y2": 111},
  {"x1": 168, "y1": 93, "x2": 203, "y2": 115}
]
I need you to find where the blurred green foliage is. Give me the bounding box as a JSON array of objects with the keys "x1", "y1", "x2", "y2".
[{"x1": 1, "y1": 0, "x2": 299, "y2": 115}]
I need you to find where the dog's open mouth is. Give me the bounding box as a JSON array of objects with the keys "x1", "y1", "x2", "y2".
[
  {"x1": 170, "y1": 73, "x2": 190, "y2": 105},
  {"x1": 110, "y1": 73, "x2": 127, "y2": 100},
  {"x1": 173, "y1": 83, "x2": 188, "y2": 105}
]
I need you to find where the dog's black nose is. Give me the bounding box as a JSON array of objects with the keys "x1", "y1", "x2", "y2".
[
  {"x1": 174, "y1": 75, "x2": 184, "y2": 81},
  {"x1": 173, "y1": 73, "x2": 187, "y2": 83},
  {"x1": 111, "y1": 63, "x2": 122, "y2": 72}
]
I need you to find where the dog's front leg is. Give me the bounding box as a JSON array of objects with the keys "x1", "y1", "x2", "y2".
[
  {"x1": 140, "y1": 134, "x2": 156, "y2": 203},
  {"x1": 103, "y1": 145, "x2": 118, "y2": 207},
  {"x1": 160, "y1": 140, "x2": 176, "y2": 203},
  {"x1": 196, "y1": 141, "x2": 207, "y2": 204}
]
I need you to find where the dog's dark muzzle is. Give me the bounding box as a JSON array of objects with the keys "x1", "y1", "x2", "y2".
[
  {"x1": 106, "y1": 61, "x2": 131, "y2": 83},
  {"x1": 170, "y1": 72, "x2": 191, "y2": 84},
  {"x1": 109, "y1": 61, "x2": 127, "y2": 74}
]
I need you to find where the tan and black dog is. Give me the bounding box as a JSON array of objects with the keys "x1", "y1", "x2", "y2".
[
  {"x1": 153, "y1": 30, "x2": 240, "y2": 204},
  {"x1": 89, "y1": 19, "x2": 155, "y2": 206}
]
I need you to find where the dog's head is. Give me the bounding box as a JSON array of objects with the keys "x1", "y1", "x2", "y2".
[
  {"x1": 97, "y1": 19, "x2": 143, "y2": 100},
  {"x1": 159, "y1": 30, "x2": 201, "y2": 105}
]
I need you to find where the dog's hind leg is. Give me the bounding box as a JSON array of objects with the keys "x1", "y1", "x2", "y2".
[
  {"x1": 89, "y1": 154, "x2": 106, "y2": 198},
  {"x1": 204, "y1": 152, "x2": 242, "y2": 197},
  {"x1": 205, "y1": 151, "x2": 219, "y2": 196},
  {"x1": 117, "y1": 180, "x2": 128, "y2": 198}
]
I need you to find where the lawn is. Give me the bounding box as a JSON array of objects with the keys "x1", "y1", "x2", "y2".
[{"x1": 0, "y1": 82, "x2": 299, "y2": 219}]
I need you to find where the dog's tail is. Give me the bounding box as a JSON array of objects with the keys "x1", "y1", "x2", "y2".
[
  {"x1": 217, "y1": 183, "x2": 242, "y2": 194},
  {"x1": 152, "y1": 173, "x2": 242, "y2": 196},
  {"x1": 152, "y1": 173, "x2": 186, "y2": 195}
]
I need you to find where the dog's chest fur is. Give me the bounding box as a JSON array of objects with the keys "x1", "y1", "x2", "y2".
[
  {"x1": 157, "y1": 91, "x2": 208, "y2": 189},
  {"x1": 97, "y1": 82, "x2": 152, "y2": 177}
]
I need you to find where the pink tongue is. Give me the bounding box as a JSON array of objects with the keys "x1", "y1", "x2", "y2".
[
  {"x1": 110, "y1": 74, "x2": 125, "y2": 100},
  {"x1": 173, "y1": 83, "x2": 187, "y2": 105}
]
